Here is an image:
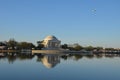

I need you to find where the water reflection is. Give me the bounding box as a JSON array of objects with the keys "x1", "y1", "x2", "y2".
[
  {"x1": 37, "y1": 54, "x2": 60, "y2": 68},
  {"x1": 0, "y1": 53, "x2": 35, "y2": 64},
  {"x1": 0, "y1": 53, "x2": 120, "y2": 68}
]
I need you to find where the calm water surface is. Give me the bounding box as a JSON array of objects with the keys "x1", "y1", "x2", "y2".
[{"x1": 0, "y1": 53, "x2": 120, "y2": 80}]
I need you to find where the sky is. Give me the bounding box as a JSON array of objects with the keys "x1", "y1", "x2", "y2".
[{"x1": 0, "y1": 0, "x2": 120, "y2": 48}]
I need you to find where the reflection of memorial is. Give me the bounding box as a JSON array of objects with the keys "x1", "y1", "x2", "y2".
[{"x1": 41, "y1": 54, "x2": 60, "y2": 68}]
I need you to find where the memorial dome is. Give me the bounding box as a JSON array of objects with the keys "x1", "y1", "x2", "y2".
[
  {"x1": 44, "y1": 35, "x2": 58, "y2": 41},
  {"x1": 42, "y1": 35, "x2": 61, "y2": 49}
]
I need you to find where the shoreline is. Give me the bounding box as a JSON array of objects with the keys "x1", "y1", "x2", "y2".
[
  {"x1": 0, "y1": 50, "x2": 20, "y2": 53},
  {"x1": 0, "y1": 50, "x2": 120, "y2": 54}
]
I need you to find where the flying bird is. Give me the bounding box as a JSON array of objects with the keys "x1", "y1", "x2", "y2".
[
  {"x1": 92, "y1": 9, "x2": 97, "y2": 15},
  {"x1": 92, "y1": 9, "x2": 97, "y2": 12}
]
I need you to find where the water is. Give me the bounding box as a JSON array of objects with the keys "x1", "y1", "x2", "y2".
[{"x1": 0, "y1": 53, "x2": 120, "y2": 80}]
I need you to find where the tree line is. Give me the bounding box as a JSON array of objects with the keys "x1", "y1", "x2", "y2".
[
  {"x1": 61, "y1": 44, "x2": 103, "y2": 51},
  {"x1": 6, "y1": 39, "x2": 35, "y2": 50},
  {"x1": 61, "y1": 43, "x2": 120, "y2": 51},
  {"x1": 0, "y1": 39, "x2": 118, "y2": 51}
]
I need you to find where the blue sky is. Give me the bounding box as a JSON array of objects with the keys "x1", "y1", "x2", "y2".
[{"x1": 0, "y1": 0, "x2": 120, "y2": 48}]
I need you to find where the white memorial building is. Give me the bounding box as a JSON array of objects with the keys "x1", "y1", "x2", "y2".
[{"x1": 42, "y1": 35, "x2": 61, "y2": 50}]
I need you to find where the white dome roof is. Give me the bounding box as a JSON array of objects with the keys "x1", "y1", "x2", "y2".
[{"x1": 44, "y1": 35, "x2": 59, "y2": 41}]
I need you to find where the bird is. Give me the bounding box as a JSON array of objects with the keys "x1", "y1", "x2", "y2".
[
  {"x1": 92, "y1": 9, "x2": 96, "y2": 12},
  {"x1": 92, "y1": 9, "x2": 97, "y2": 15}
]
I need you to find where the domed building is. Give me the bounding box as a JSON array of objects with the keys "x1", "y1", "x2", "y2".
[{"x1": 42, "y1": 35, "x2": 61, "y2": 50}]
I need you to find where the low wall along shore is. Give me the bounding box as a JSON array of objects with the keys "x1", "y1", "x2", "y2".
[
  {"x1": 32, "y1": 50, "x2": 65, "y2": 54},
  {"x1": 32, "y1": 50, "x2": 91, "y2": 54},
  {"x1": 0, "y1": 50, "x2": 19, "y2": 53}
]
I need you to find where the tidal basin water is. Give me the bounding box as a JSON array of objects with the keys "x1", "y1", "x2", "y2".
[{"x1": 0, "y1": 53, "x2": 120, "y2": 80}]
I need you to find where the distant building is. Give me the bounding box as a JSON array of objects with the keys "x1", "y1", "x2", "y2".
[
  {"x1": 0, "y1": 42, "x2": 7, "y2": 50},
  {"x1": 42, "y1": 35, "x2": 61, "y2": 50}
]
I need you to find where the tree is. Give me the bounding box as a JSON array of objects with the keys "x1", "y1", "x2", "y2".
[
  {"x1": 105, "y1": 48, "x2": 114, "y2": 51},
  {"x1": 61, "y1": 44, "x2": 68, "y2": 49},
  {"x1": 36, "y1": 41, "x2": 44, "y2": 50},
  {"x1": 18, "y1": 42, "x2": 35, "y2": 49},
  {"x1": 67, "y1": 47, "x2": 75, "y2": 51},
  {"x1": 36, "y1": 44, "x2": 44, "y2": 50},
  {"x1": 84, "y1": 46, "x2": 94, "y2": 51},
  {"x1": 7, "y1": 39, "x2": 18, "y2": 50},
  {"x1": 94, "y1": 47, "x2": 103, "y2": 51},
  {"x1": 74, "y1": 45, "x2": 83, "y2": 51}
]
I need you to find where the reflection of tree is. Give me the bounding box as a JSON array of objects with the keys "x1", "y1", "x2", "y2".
[
  {"x1": 7, "y1": 54, "x2": 34, "y2": 63},
  {"x1": 116, "y1": 54, "x2": 120, "y2": 57},
  {"x1": 18, "y1": 54, "x2": 34, "y2": 60},
  {"x1": 0, "y1": 53, "x2": 8, "y2": 61},
  {"x1": 61, "y1": 54, "x2": 83, "y2": 61},
  {"x1": 37, "y1": 55, "x2": 44, "y2": 62},
  {"x1": 94, "y1": 54, "x2": 103, "y2": 59},
  {"x1": 7, "y1": 55, "x2": 17, "y2": 64},
  {"x1": 61, "y1": 54, "x2": 84, "y2": 61},
  {"x1": 61, "y1": 55, "x2": 68, "y2": 60},
  {"x1": 85, "y1": 55, "x2": 94, "y2": 59},
  {"x1": 105, "y1": 54, "x2": 115, "y2": 58},
  {"x1": 73, "y1": 54, "x2": 83, "y2": 61},
  {"x1": 1, "y1": 53, "x2": 120, "y2": 66}
]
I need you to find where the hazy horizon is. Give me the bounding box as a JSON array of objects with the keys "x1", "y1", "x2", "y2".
[{"x1": 0, "y1": 0, "x2": 120, "y2": 48}]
